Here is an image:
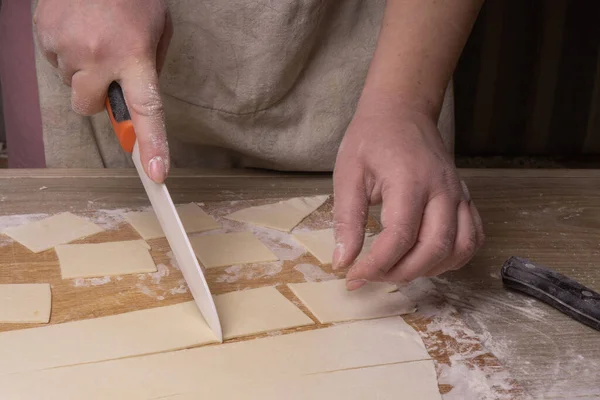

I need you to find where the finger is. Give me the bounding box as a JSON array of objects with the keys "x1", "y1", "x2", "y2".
[
  {"x1": 120, "y1": 63, "x2": 169, "y2": 183},
  {"x1": 345, "y1": 187, "x2": 425, "y2": 289},
  {"x1": 469, "y1": 200, "x2": 485, "y2": 249},
  {"x1": 70, "y1": 70, "x2": 111, "y2": 115},
  {"x1": 425, "y1": 200, "x2": 478, "y2": 277},
  {"x1": 56, "y1": 55, "x2": 76, "y2": 86},
  {"x1": 382, "y1": 194, "x2": 458, "y2": 282},
  {"x1": 332, "y1": 163, "x2": 368, "y2": 272},
  {"x1": 156, "y1": 12, "x2": 173, "y2": 76}
]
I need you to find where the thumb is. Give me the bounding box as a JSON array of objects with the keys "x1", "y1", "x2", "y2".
[
  {"x1": 332, "y1": 164, "x2": 369, "y2": 271},
  {"x1": 121, "y1": 64, "x2": 169, "y2": 183}
]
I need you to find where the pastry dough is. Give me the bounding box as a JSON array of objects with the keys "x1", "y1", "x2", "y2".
[
  {"x1": 124, "y1": 203, "x2": 221, "y2": 240},
  {"x1": 0, "y1": 302, "x2": 218, "y2": 376},
  {"x1": 190, "y1": 231, "x2": 278, "y2": 268},
  {"x1": 0, "y1": 284, "x2": 51, "y2": 324},
  {"x1": 215, "y1": 286, "x2": 314, "y2": 340},
  {"x1": 55, "y1": 240, "x2": 157, "y2": 279},
  {"x1": 224, "y1": 195, "x2": 329, "y2": 232},
  {"x1": 2, "y1": 212, "x2": 104, "y2": 253},
  {"x1": 293, "y1": 228, "x2": 375, "y2": 265},
  {"x1": 288, "y1": 279, "x2": 416, "y2": 323},
  {"x1": 0, "y1": 317, "x2": 440, "y2": 399},
  {"x1": 150, "y1": 361, "x2": 441, "y2": 400}
]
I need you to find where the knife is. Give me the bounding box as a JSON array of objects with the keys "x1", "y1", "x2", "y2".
[
  {"x1": 501, "y1": 256, "x2": 600, "y2": 331},
  {"x1": 105, "y1": 81, "x2": 223, "y2": 342}
]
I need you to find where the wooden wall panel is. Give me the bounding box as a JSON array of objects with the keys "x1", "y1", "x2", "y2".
[{"x1": 454, "y1": 0, "x2": 600, "y2": 156}]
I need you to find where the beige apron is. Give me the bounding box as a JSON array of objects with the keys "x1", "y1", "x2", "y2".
[{"x1": 34, "y1": 0, "x2": 454, "y2": 171}]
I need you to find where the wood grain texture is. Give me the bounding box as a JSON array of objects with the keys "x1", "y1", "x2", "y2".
[{"x1": 3, "y1": 168, "x2": 599, "y2": 397}]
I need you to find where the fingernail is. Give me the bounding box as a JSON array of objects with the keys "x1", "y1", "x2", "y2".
[
  {"x1": 332, "y1": 244, "x2": 344, "y2": 270},
  {"x1": 346, "y1": 279, "x2": 367, "y2": 291},
  {"x1": 149, "y1": 156, "x2": 166, "y2": 183}
]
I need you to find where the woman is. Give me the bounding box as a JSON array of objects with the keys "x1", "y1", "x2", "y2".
[{"x1": 1, "y1": 0, "x2": 485, "y2": 288}]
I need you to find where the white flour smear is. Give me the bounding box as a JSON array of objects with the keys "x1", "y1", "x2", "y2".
[
  {"x1": 395, "y1": 278, "x2": 525, "y2": 400},
  {"x1": 434, "y1": 277, "x2": 600, "y2": 399},
  {"x1": 148, "y1": 264, "x2": 170, "y2": 284},
  {"x1": 216, "y1": 262, "x2": 283, "y2": 283},
  {"x1": 86, "y1": 208, "x2": 133, "y2": 231},
  {"x1": 294, "y1": 264, "x2": 336, "y2": 282},
  {"x1": 165, "y1": 251, "x2": 180, "y2": 270},
  {"x1": 73, "y1": 276, "x2": 112, "y2": 287},
  {"x1": 136, "y1": 283, "x2": 165, "y2": 301},
  {"x1": 0, "y1": 213, "x2": 49, "y2": 247},
  {"x1": 169, "y1": 280, "x2": 189, "y2": 295}
]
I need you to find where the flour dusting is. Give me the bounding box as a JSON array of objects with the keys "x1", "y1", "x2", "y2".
[
  {"x1": 216, "y1": 262, "x2": 283, "y2": 283},
  {"x1": 148, "y1": 263, "x2": 170, "y2": 284},
  {"x1": 294, "y1": 264, "x2": 336, "y2": 282},
  {"x1": 166, "y1": 251, "x2": 180, "y2": 270},
  {"x1": 136, "y1": 283, "x2": 164, "y2": 300},
  {"x1": 169, "y1": 280, "x2": 189, "y2": 295},
  {"x1": 86, "y1": 208, "x2": 133, "y2": 231},
  {"x1": 73, "y1": 276, "x2": 112, "y2": 287}
]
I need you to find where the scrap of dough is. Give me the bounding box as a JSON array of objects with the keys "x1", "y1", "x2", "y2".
[
  {"x1": 124, "y1": 203, "x2": 221, "y2": 240},
  {"x1": 0, "y1": 317, "x2": 439, "y2": 399},
  {"x1": 0, "y1": 284, "x2": 52, "y2": 324},
  {"x1": 1, "y1": 212, "x2": 104, "y2": 253},
  {"x1": 224, "y1": 195, "x2": 329, "y2": 232},
  {"x1": 215, "y1": 286, "x2": 314, "y2": 340},
  {"x1": 293, "y1": 228, "x2": 375, "y2": 265},
  {"x1": 0, "y1": 302, "x2": 218, "y2": 376},
  {"x1": 288, "y1": 279, "x2": 416, "y2": 323},
  {"x1": 55, "y1": 240, "x2": 157, "y2": 279},
  {"x1": 190, "y1": 231, "x2": 278, "y2": 268}
]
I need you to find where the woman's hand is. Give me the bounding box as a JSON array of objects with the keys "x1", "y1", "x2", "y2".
[
  {"x1": 34, "y1": 0, "x2": 173, "y2": 182},
  {"x1": 332, "y1": 98, "x2": 484, "y2": 290}
]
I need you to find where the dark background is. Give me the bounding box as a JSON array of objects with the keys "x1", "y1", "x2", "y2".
[{"x1": 454, "y1": 0, "x2": 600, "y2": 164}]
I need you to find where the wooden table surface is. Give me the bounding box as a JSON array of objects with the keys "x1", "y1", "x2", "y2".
[{"x1": 1, "y1": 168, "x2": 599, "y2": 399}]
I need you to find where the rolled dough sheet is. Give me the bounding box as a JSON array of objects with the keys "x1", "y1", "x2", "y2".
[
  {"x1": 1, "y1": 212, "x2": 104, "y2": 253},
  {"x1": 288, "y1": 279, "x2": 417, "y2": 323},
  {"x1": 0, "y1": 302, "x2": 218, "y2": 376},
  {"x1": 124, "y1": 202, "x2": 221, "y2": 240},
  {"x1": 55, "y1": 240, "x2": 157, "y2": 279},
  {"x1": 115, "y1": 361, "x2": 441, "y2": 400},
  {"x1": 224, "y1": 195, "x2": 329, "y2": 232},
  {"x1": 215, "y1": 286, "x2": 314, "y2": 340},
  {"x1": 292, "y1": 228, "x2": 376, "y2": 265},
  {"x1": 0, "y1": 284, "x2": 52, "y2": 324},
  {"x1": 0, "y1": 317, "x2": 439, "y2": 399},
  {"x1": 190, "y1": 231, "x2": 278, "y2": 268}
]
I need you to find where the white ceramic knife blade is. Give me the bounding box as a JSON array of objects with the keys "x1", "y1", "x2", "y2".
[{"x1": 131, "y1": 142, "x2": 223, "y2": 342}]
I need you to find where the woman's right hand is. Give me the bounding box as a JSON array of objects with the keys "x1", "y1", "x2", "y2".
[{"x1": 33, "y1": 0, "x2": 173, "y2": 183}]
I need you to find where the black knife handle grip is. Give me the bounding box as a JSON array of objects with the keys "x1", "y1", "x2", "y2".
[
  {"x1": 105, "y1": 81, "x2": 136, "y2": 153},
  {"x1": 501, "y1": 256, "x2": 600, "y2": 331}
]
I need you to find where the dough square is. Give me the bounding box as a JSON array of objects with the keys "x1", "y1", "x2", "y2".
[
  {"x1": 55, "y1": 240, "x2": 157, "y2": 279},
  {"x1": 0, "y1": 301, "x2": 219, "y2": 376},
  {"x1": 293, "y1": 228, "x2": 336, "y2": 264},
  {"x1": 214, "y1": 286, "x2": 314, "y2": 340},
  {"x1": 190, "y1": 231, "x2": 278, "y2": 268},
  {"x1": 224, "y1": 195, "x2": 329, "y2": 232},
  {"x1": 2, "y1": 212, "x2": 104, "y2": 253},
  {"x1": 288, "y1": 279, "x2": 416, "y2": 323},
  {"x1": 293, "y1": 228, "x2": 376, "y2": 265},
  {"x1": 124, "y1": 203, "x2": 221, "y2": 240},
  {"x1": 0, "y1": 284, "x2": 52, "y2": 324}
]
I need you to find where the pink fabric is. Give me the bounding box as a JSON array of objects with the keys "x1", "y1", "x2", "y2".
[{"x1": 0, "y1": 0, "x2": 45, "y2": 168}]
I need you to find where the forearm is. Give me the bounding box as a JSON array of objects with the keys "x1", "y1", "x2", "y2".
[{"x1": 360, "y1": 0, "x2": 484, "y2": 119}]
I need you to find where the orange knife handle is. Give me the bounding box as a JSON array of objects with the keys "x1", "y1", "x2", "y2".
[{"x1": 105, "y1": 82, "x2": 136, "y2": 153}]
